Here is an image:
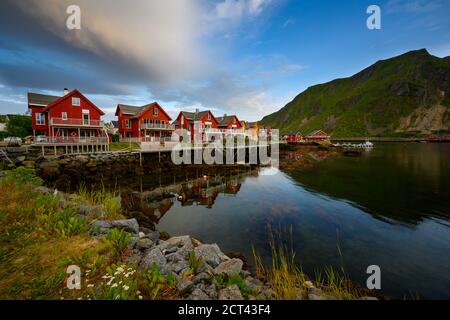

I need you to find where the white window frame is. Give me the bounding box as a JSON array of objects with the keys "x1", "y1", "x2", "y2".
[
  {"x1": 153, "y1": 108, "x2": 158, "y2": 116},
  {"x1": 82, "y1": 113, "x2": 90, "y2": 125},
  {"x1": 207, "y1": 113, "x2": 211, "y2": 120},
  {"x1": 125, "y1": 119, "x2": 131, "y2": 129},
  {"x1": 72, "y1": 97, "x2": 81, "y2": 106},
  {"x1": 62, "y1": 112, "x2": 68, "y2": 120},
  {"x1": 35, "y1": 112, "x2": 45, "y2": 125}
]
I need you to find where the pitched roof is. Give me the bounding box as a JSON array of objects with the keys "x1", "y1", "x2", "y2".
[
  {"x1": 111, "y1": 121, "x2": 119, "y2": 128},
  {"x1": 116, "y1": 102, "x2": 171, "y2": 120},
  {"x1": 42, "y1": 89, "x2": 105, "y2": 115},
  {"x1": 174, "y1": 110, "x2": 215, "y2": 125},
  {"x1": 307, "y1": 130, "x2": 329, "y2": 137},
  {"x1": 28, "y1": 92, "x2": 61, "y2": 107},
  {"x1": 216, "y1": 115, "x2": 239, "y2": 127}
]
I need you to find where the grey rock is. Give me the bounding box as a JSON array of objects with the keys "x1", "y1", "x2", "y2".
[
  {"x1": 139, "y1": 226, "x2": 153, "y2": 235},
  {"x1": 205, "y1": 283, "x2": 218, "y2": 299},
  {"x1": 111, "y1": 218, "x2": 139, "y2": 234},
  {"x1": 166, "y1": 253, "x2": 189, "y2": 274},
  {"x1": 214, "y1": 258, "x2": 243, "y2": 276},
  {"x1": 163, "y1": 246, "x2": 178, "y2": 254},
  {"x1": 128, "y1": 236, "x2": 139, "y2": 249},
  {"x1": 177, "y1": 279, "x2": 194, "y2": 294},
  {"x1": 198, "y1": 262, "x2": 214, "y2": 274},
  {"x1": 167, "y1": 236, "x2": 193, "y2": 258},
  {"x1": 193, "y1": 272, "x2": 211, "y2": 284},
  {"x1": 136, "y1": 237, "x2": 154, "y2": 250},
  {"x1": 194, "y1": 244, "x2": 230, "y2": 267},
  {"x1": 244, "y1": 277, "x2": 263, "y2": 294},
  {"x1": 138, "y1": 232, "x2": 146, "y2": 238},
  {"x1": 139, "y1": 248, "x2": 168, "y2": 273},
  {"x1": 91, "y1": 220, "x2": 112, "y2": 234},
  {"x1": 33, "y1": 186, "x2": 51, "y2": 194},
  {"x1": 219, "y1": 284, "x2": 244, "y2": 300},
  {"x1": 147, "y1": 231, "x2": 160, "y2": 241},
  {"x1": 189, "y1": 288, "x2": 210, "y2": 300},
  {"x1": 77, "y1": 204, "x2": 105, "y2": 217}
]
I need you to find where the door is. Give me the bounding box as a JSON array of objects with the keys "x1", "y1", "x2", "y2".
[{"x1": 83, "y1": 113, "x2": 90, "y2": 125}]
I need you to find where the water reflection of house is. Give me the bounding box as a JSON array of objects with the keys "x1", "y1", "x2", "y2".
[{"x1": 224, "y1": 179, "x2": 242, "y2": 195}]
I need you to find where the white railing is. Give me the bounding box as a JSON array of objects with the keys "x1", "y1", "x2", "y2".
[
  {"x1": 50, "y1": 117, "x2": 104, "y2": 127},
  {"x1": 140, "y1": 123, "x2": 175, "y2": 130},
  {"x1": 120, "y1": 136, "x2": 175, "y2": 143},
  {"x1": 34, "y1": 136, "x2": 109, "y2": 144}
]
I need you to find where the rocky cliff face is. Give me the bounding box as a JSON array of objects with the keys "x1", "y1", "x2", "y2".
[{"x1": 261, "y1": 49, "x2": 450, "y2": 137}]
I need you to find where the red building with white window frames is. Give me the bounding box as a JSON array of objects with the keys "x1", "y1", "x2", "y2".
[
  {"x1": 305, "y1": 130, "x2": 330, "y2": 142},
  {"x1": 115, "y1": 102, "x2": 174, "y2": 141},
  {"x1": 27, "y1": 88, "x2": 106, "y2": 142},
  {"x1": 173, "y1": 109, "x2": 218, "y2": 141},
  {"x1": 215, "y1": 114, "x2": 243, "y2": 130},
  {"x1": 282, "y1": 132, "x2": 303, "y2": 143}
]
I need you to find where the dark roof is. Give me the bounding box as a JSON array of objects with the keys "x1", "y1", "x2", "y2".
[
  {"x1": 111, "y1": 121, "x2": 119, "y2": 128},
  {"x1": 180, "y1": 110, "x2": 213, "y2": 121},
  {"x1": 117, "y1": 102, "x2": 171, "y2": 120},
  {"x1": 28, "y1": 92, "x2": 61, "y2": 107},
  {"x1": 117, "y1": 104, "x2": 144, "y2": 115},
  {"x1": 307, "y1": 130, "x2": 329, "y2": 137},
  {"x1": 216, "y1": 115, "x2": 238, "y2": 127}
]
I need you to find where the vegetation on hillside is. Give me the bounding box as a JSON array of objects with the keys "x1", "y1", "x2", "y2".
[{"x1": 261, "y1": 49, "x2": 450, "y2": 137}]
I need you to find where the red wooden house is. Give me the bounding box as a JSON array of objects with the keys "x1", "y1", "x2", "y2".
[
  {"x1": 115, "y1": 102, "x2": 174, "y2": 140},
  {"x1": 305, "y1": 130, "x2": 330, "y2": 142},
  {"x1": 282, "y1": 132, "x2": 303, "y2": 143},
  {"x1": 173, "y1": 109, "x2": 218, "y2": 141},
  {"x1": 27, "y1": 88, "x2": 106, "y2": 141},
  {"x1": 216, "y1": 114, "x2": 243, "y2": 130}
]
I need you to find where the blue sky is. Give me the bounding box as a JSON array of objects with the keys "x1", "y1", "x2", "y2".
[{"x1": 0, "y1": 0, "x2": 449, "y2": 121}]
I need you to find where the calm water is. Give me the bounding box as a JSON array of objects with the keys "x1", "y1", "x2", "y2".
[{"x1": 124, "y1": 143, "x2": 450, "y2": 299}]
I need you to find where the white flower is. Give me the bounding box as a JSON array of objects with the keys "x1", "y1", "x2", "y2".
[
  {"x1": 138, "y1": 295, "x2": 143, "y2": 300},
  {"x1": 123, "y1": 285, "x2": 129, "y2": 291},
  {"x1": 87, "y1": 284, "x2": 94, "y2": 288},
  {"x1": 111, "y1": 283, "x2": 118, "y2": 288}
]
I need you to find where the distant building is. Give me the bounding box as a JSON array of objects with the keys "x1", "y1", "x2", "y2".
[
  {"x1": 305, "y1": 130, "x2": 330, "y2": 142},
  {"x1": 0, "y1": 115, "x2": 8, "y2": 132},
  {"x1": 282, "y1": 132, "x2": 303, "y2": 143},
  {"x1": 115, "y1": 102, "x2": 173, "y2": 140},
  {"x1": 173, "y1": 109, "x2": 218, "y2": 142},
  {"x1": 216, "y1": 114, "x2": 243, "y2": 130}
]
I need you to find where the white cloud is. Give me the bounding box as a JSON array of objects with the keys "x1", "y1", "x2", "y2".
[{"x1": 215, "y1": 0, "x2": 271, "y2": 20}]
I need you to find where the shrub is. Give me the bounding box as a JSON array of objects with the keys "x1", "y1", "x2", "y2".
[
  {"x1": 105, "y1": 228, "x2": 132, "y2": 257},
  {"x1": 5, "y1": 167, "x2": 43, "y2": 186}
]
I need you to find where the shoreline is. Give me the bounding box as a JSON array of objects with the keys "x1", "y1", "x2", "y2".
[{"x1": 0, "y1": 166, "x2": 381, "y2": 300}]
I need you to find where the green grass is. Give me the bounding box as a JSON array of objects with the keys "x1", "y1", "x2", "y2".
[{"x1": 109, "y1": 142, "x2": 140, "y2": 152}]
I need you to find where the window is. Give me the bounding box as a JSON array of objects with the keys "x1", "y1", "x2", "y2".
[
  {"x1": 125, "y1": 119, "x2": 131, "y2": 129},
  {"x1": 62, "y1": 112, "x2": 67, "y2": 120},
  {"x1": 72, "y1": 97, "x2": 81, "y2": 106},
  {"x1": 162, "y1": 120, "x2": 165, "y2": 127},
  {"x1": 153, "y1": 108, "x2": 158, "y2": 116},
  {"x1": 83, "y1": 113, "x2": 89, "y2": 125},
  {"x1": 35, "y1": 113, "x2": 45, "y2": 125},
  {"x1": 207, "y1": 113, "x2": 211, "y2": 120}
]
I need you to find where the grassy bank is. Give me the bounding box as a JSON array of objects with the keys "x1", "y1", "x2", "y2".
[
  {"x1": 0, "y1": 167, "x2": 175, "y2": 300},
  {"x1": 0, "y1": 167, "x2": 375, "y2": 300}
]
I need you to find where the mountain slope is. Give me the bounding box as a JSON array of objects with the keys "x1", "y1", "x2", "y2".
[{"x1": 260, "y1": 49, "x2": 450, "y2": 137}]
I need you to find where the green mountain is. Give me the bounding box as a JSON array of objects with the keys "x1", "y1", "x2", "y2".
[{"x1": 260, "y1": 49, "x2": 450, "y2": 137}]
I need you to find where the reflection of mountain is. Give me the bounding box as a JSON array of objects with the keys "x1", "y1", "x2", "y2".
[{"x1": 281, "y1": 144, "x2": 450, "y2": 225}]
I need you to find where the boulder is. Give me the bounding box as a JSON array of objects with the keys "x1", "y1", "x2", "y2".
[
  {"x1": 244, "y1": 277, "x2": 263, "y2": 294},
  {"x1": 214, "y1": 258, "x2": 243, "y2": 276},
  {"x1": 136, "y1": 237, "x2": 154, "y2": 251},
  {"x1": 194, "y1": 244, "x2": 230, "y2": 267},
  {"x1": 193, "y1": 272, "x2": 211, "y2": 284},
  {"x1": 77, "y1": 204, "x2": 105, "y2": 217},
  {"x1": 166, "y1": 253, "x2": 189, "y2": 274},
  {"x1": 111, "y1": 218, "x2": 139, "y2": 234},
  {"x1": 91, "y1": 220, "x2": 112, "y2": 234},
  {"x1": 189, "y1": 288, "x2": 210, "y2": 300},
  {"x1": 33, "y1": 186, "x2": 52, "y2": 194},
  {"x1": 205, "y1": 283, "x2": 218, "y2": 299},
  {"x1": 139, "y1": 248, "x2": 168, "y2": 273},
  {"x1": 177, "y1": 279, "x2": 194, "y2": 295},
  {"x1": 219, "y1": 285, "x2": 244, "y2": 300}
]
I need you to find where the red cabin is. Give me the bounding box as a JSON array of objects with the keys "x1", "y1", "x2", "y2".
[
  {"x1": 282, "y1": 132, "x2": 303, "y2": 143},
  {"x1": 115, "y1": 102, "x2": 173, "y2": 141},
  {"x1": 305, "y1": 130, "x2": 330, "y2": 142},
  {"x1": 216, "y1": 114, "x2": 242, "y2": 130},
  {"x1": 173, "y1": 109, "x2": 218, "y2": 141},
  {"x1": 27, "y1": 88, "x2": 106, "y2": 141}
]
